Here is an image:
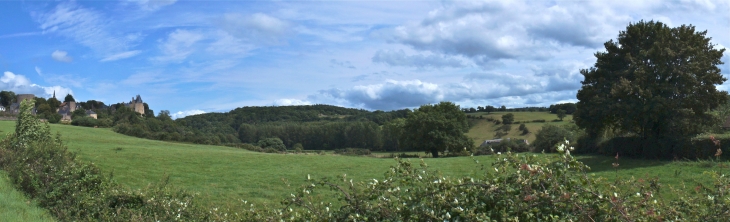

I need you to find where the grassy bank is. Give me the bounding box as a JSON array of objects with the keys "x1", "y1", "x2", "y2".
[{"x1": 0, "y1": 171, "x2": 55, "y2": 222}]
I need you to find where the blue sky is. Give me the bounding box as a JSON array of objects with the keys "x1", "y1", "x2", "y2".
[{"x1": 0, "y1": 0, "x2": 728, "y2": 118}]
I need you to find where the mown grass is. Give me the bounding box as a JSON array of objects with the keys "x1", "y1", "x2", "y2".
[
  {"x1": 466, "y1": 111, "x2": 573, "y2": 145},
  {"x1": 0, "y1": 120, "x2": 728, "y2": 208},
  {"x1": 0, "y1": 171, "x2": 56, "y2": 222}
]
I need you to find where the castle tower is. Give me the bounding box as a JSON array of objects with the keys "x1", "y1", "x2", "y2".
[{"x1": 126, "y1": 95, "x2": 145, "y2": 115}]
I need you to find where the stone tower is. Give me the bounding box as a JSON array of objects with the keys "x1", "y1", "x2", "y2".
[{"x1": 128, "y1": 95, "x2": 145, "y2": 115}]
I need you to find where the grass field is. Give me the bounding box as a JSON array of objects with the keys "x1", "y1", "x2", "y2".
[
  {"x1": 0, "y1": 171, "x2": 55, "y2": 222},
  {"x1": 1, "y1": 120, "x2": 729, "y2": 209},
  {"x1": 466, "y1": 111, "x2": 573, "y2": 146}
]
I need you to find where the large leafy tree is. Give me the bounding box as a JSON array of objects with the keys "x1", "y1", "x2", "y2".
[
  {"x1": 401, "y1": 102, "x2": 473, "y2": 158},
  {"x1": 575, "y1": 21, "x2": 727, "y2": 157},
  {"x1": 0, "y1": 90, "x2": 16, "y2": 107}
]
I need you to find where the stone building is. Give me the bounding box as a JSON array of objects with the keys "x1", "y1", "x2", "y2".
[
  {"x1": 57, "y1": 101, "x2": 78, "y2": 121},
  {"x1": 86, "y1": 110, "x2": 97, "y2": 119},
  {"x1": 125, "y1": 95, "x2": 145, "y2": 115},
  {"x1": 16, "y1": 94, "x2": 35, "y2": 103},
  {"x1": 9, "y1": 94, "x2": 36, "y2": 114}
]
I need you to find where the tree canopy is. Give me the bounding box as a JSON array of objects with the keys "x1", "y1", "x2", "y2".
[
  {"x1": 0, "y1": 91, "x2": 15, "y2": 107},
  {"x1": 574, "y1": 21, "x2": 727, "y2": 158},
  {"x1": 401, "y1": 102, "x2": 473, "y2": 158},
  {"x1": 64, "y1": 94, "x2": 75, "y2": 102}
]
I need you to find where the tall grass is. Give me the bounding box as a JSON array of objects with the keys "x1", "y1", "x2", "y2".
[{"x1": 0, "y1": 171, "x2": 55, "y2": 222}]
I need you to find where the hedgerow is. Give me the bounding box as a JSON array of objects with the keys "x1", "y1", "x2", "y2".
[{"x1": 3, "y1": 100, "x2": 730, "y2": 221}]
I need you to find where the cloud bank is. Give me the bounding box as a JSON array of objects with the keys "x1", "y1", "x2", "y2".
[{"x1": 1, "y1": 71, "x2": 73, "y2": 98}]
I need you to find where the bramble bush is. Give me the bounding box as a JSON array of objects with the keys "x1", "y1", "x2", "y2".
[{"x1": 5, "y1": 100, "x2": 730, "y2": 221}]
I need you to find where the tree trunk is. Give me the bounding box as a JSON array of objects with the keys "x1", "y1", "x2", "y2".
[{"x1": 431, "y1": 150, "x2": 439, "y2": 158}]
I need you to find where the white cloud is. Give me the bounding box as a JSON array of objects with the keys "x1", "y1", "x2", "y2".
[
  {"x1": 372, "y1": 49, "x2": 466, "y2": 69},
  {"x1": 51, "y1": 50, "x2": 73, "y2": 62},
  {"x1": 219, "y1": 13, "x2": 290, "y2": 44},
  {"x1": 101, "y1": 50, "x2": 142, "y2": 62},
  {"x1": 125, "y1": 0, "x2": 177, "y2": 11},
  {"x1": 0, "y1": 71, "x2": 73, "y2": 98},
  {"x1": 273, "y1": 99, "x2": 311, "y2": 106},
  {"x1": 330, "y1": 59, "x2": 356, "y2": 69},
  {"x1": 382, "y1": 1, "x2": 637, "y2": 68},
  {"x1": 171, "y1": 109, "x2": 206, "y2": 119},
  {"x1": 153, "y1": 29, "x2": 204, "y2": 62},
  {"x1": 310, "y1": 79, "x2": 444, "y2": 110},
  {"x1": 34, "y1": 2, "x2": 142, "y2": 60},
  {"x1": 34, "y1": 66, "x2": 43, "y2": 76},
  {"x1": 205, "y1": 31, "x2": 255, "y2": 56}
]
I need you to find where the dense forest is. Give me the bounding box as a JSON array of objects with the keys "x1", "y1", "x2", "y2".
[{"x1": 114, "y1": 105, "x2": 412, "y2": 151}]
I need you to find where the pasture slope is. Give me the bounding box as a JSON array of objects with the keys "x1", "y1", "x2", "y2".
[
  {"x1": 0, "y1": 118, "x2": 727, "y2": 210},
  {"x1": 466, "y1": 111, "x2": 573, "y2": 146},
  {"x1": 0, "y1": 171, "x2": 55, "y2": 222}
]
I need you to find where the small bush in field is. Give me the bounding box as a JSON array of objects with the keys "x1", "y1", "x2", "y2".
[{"x1": 533, "y1": 124, "x2": 574, "y2": 152}]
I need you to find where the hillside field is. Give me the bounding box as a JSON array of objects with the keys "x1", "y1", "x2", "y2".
[
  {"x1": 0, "y1": 171, "x2": 55, "y2": 222},
  {"x1": 466, "y1": 111, "x2": 573, "y2": 146},
  {"x1": 1, "y1": 120, "x2": 728, "y2": 210}
]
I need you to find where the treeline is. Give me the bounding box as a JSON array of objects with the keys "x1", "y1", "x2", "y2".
[
  {"x1": 461, "y1": 105, "x2": 549, "y2": 113},
  {"x1": 113, "y1": 105, "x2": 411, "y2": 151},
  {"x1": 238, "y1": 121, "x2": 400, "y2": 151},
  {"x1": 548, "y1": 103, "x2": 576, "y2": 114}
]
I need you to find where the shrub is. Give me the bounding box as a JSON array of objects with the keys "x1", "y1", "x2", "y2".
[
  {"x1": 263, "y1": 147, "x2": 279, "y2": 153},
  {"x1": 498, "y1": 124, "x2": 512, "y2": 132},
  {"x1": 333, "y1": 148, "x2": 371, "y2": 156},
  {"x1": 71, "y1": 116, "x2": 99, "y2": 127},
  {"x1": 532, "y1": 124, "x2": 574, "y2": 153},
  {"x1": 532, "y1": 119, "x2": 546, "y2": 123},
  {"x1": 257, "y1": 137, "x2": 286, "y2": 151},
  {"x1": 239, "y1": 143, "x2": 264, "y2": 152},
  {"x1": 490, "y1": 139, "x2": 530, "y2": 153},
  {"x1": 385, "y1": 153, "x2": 421, "y2": 158},
  {"x1": 293, "y1": 143, "x2": 304, "y2": 151},
  {"x1": 493, "y1": 131, "x2": 508, "y2": 139},
  {"x1": 501, "y1": 113, "x2": 514, "y2": 124}
]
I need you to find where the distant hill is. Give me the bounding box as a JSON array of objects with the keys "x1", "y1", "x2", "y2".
[
  {"x1": 465, "y1": 111, "x2": 573, "y2": 146},
  {"x1": 177, "y1": 104, "x2": 410, "y2": 131}
]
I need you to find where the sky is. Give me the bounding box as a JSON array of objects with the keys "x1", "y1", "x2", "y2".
[{"x1": 0, "y1": 0, "x2": 728, "y2": 119}]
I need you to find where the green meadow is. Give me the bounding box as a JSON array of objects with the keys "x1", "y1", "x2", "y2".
[{"x1": 0, "y1": 119, "x2": 728, "y2": 209}]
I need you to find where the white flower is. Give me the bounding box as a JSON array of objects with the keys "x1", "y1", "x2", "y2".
[
  {"x1": 614, "y1": 192, "x2": 618, "y2": 197},
  {"x1": 708, "y1": 195, "x2": 715, "y2": 201},
  {"x1": 497, "y1": 152, "x2": 501, "y2": 155},
  {"x1": 565, "y1": 139, "x2": 569, "y2": 144},
  {"x1": 557, "y1": 144, "x2": 565, "y2": 152},
  {"x1": 446, "y1": 212, "x2": 451, "y2": 219},
  {"x1": 636, "y1": 193, "x2": 641, "y2": 197},
  {"x1": 495, "y1": 168, "x2": 499, "y2": 172},
  {"x1": 307, "y1": 174, "x2": 311, "y2": 180}
]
